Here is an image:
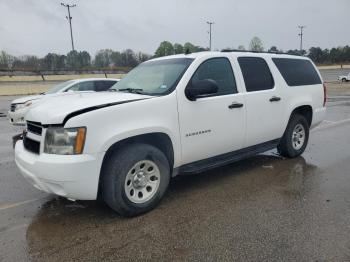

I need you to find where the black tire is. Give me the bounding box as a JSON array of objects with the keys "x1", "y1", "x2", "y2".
[
  {"x1": 277, "y1": 114, "x2": 309, "y2": 158},
  {"x1": 101, "y1": 143, "x2": 170, "y2": 217},
  {"x1": 342, "y1": 78, "x2": 347, "y2": 83}
]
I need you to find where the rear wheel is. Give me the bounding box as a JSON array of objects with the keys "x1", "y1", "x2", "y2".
[
  {"x1": 278, "y1": 114, "x2": 309, "y2": 158},
  {"x1": 102, "y1": 143, "x2": 170, "y2": 217}
]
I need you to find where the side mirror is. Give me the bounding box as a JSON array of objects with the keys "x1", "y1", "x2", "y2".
[{"x1": 185, "y1": 79, "x2": 219, "y2": 101}]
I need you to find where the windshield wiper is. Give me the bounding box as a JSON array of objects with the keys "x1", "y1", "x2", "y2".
[{"x1": 117, "y1": 88, "x2": 144, "y2": 94}]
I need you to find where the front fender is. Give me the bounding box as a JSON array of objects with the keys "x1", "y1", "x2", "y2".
[{"x1": 101, "y1": 127, "x2": 180, "y2": 166}]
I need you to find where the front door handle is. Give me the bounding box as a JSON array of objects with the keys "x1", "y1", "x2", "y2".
[
  {"x1": 270, "y1": 96, "x2": 281, "y2": 102},
  {"x1": 228, "y1": 102, "x2": 244, "y2": 109}
]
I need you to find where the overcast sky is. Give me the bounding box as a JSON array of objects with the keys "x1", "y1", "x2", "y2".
[{"x1": 0, "y1": 0, "x2": 349, "y2": 57}]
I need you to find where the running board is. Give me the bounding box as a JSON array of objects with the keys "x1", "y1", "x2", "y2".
[{"x1": 178, "y1": 139, "x2": 280, "y2": 175}]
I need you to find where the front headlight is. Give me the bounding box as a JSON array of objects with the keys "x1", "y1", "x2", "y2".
[
  {"x1": 44, "y1": 127, "x2": 86, "y2": 155},
  {"x1": 15, "y1": 103, "x2": 25, "y2": 110},
  {"x1": 16, "y1": 101, "x2": 33, "y2": 110}
]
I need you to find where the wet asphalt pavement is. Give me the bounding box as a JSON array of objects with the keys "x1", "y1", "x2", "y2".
[{"x1": 0, "y1": 91, "x2": 350, "y2": 262}]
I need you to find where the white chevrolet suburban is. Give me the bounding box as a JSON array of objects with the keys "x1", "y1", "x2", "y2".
[{"x1": 14, "y1": 52, "x2": 326, "y2": 216}]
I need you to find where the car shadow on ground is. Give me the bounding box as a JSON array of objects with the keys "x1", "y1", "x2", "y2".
[{"x1": 26, "y1": 154, "x2": 319, "y2": 261}]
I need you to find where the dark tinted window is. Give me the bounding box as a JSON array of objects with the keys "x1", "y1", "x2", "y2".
[
  {"x1": 94, "y1": 81, "x2": 117, "y2": 91},
  {"x1": 238, "y1": 57, "x2": 274, "y2": 92},
  {"x1": 272, "y1": 58, "x2": 322, "y2": 86},
  {"x1": 191, "y1": 58, "x2": 237, "y2": 96}
]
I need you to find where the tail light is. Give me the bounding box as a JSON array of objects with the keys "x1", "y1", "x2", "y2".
[{"x1": 323, "y1": 83, "x2": 327, "y2": 107}]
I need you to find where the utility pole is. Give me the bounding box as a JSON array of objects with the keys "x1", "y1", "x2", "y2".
[
  {"x1": 298, "y1": 25, "x2": 306, "y2": 52},
  {"x1": 61, "y1": 3, "x2": 76, "y2": 51},
  {"x1": 207, "y1": 21, "x2": 214, "y2": 51}
]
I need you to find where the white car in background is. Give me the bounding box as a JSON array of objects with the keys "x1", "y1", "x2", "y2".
[
  {"x1": 8, "y1": 78, "x2": 119, "y2": 125},
  {"x1": 338, "y1": 73, "x2": 350, "y2": 82}
]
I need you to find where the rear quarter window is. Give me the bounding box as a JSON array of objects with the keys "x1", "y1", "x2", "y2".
[
  {"x1": 94, "y1": 80, "x2": 117, "y2": 91},
  {"x1": 272, "y1": 58, "x2": 322, "y2": 86}
]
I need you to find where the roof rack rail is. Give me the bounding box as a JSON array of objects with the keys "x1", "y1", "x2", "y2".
[{"x1": 221, "y1": 49, "x2": 286, "y2": 55}]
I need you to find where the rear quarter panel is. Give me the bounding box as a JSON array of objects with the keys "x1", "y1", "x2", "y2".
[{"x1": 270, "y1": 57, "x2": 325, "y2": 131}]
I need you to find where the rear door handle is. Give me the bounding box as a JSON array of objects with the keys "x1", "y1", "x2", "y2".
[
  {"x1": 228, "y1": 102, "x2": 244, "y2": 109},
  {"x1": 270, "y1": 96, "x2": 281, "y2": 102}
]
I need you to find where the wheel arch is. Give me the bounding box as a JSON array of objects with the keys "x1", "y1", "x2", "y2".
[
  {"x1": 290, "y1": 105, "x2": 313, "y2": 127},
  {"x1": 104, "y1": 132, "x2": 174, "y2": 167},
  {"x1": 97, "y1": 132, "x2": 175, "y2": 198},
  {"x1": 281, "y1": 104, "x2": 313, "y2": 137}
]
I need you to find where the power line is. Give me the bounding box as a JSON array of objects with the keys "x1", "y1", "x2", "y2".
[
  {"x1": 298, "y1": 25, "x2": 306, "y2": 52},
  {"x1": 207, "y1": 21, "x2": 214, "y2": 51},
  {"x1": 61, "y1": 3, "x2": 77, "y2": 51}
]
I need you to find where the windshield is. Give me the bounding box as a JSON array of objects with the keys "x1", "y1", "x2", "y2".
[
  {"x1": 111, "y1": 58, "x2": 194, "y2": 95},
  {"x1": 45, "y1": 80, "x2": 76, "y2": 94}
]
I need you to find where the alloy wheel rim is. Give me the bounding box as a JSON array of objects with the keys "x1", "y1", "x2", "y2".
[
  {"x1": 124, "y1": 160, "x2": 160, "y2": 204},
  {"x1": 292, "y1": 123, "x2": 305, "y2": 150}
]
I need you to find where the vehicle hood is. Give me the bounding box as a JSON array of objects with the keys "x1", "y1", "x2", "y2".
[
  {"x1": 11, "y1": 95, "x2": 43, "y2": 104},
  {"x1": 25, "y1": 92, "x2": 152, "y2": 125}
]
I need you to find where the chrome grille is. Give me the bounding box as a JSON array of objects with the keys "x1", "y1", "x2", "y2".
[
  {"x1": 23, "y1": 132, "x2": 40, "y2": 154},
  {"x1": 27, "y1": 121, "x2": 43, "y2": 136}
]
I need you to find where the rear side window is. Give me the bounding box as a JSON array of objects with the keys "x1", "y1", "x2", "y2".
[
  {"x1": 238, "y1": 57, "x2": 274, "y2": 92},
  {"x1": 272, "y1": 58, "x2": 322, "y2": 86},
  {"x1": 191, "y1": 57, "x2": 237, "y2": 96},
  {"x1": 94, "y1": 81, "x2": 117, "y2": 91}
]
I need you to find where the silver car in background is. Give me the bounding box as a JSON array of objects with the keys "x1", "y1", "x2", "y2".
[{"x1": 8, "y1": 78, "x2": 119, "y2": 125}]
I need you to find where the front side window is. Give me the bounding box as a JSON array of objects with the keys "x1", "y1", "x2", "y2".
[
  {"x1": 68, "y1": 81, "x2": 95, "y2": 92},
  {"x1": 190, "y1": 57, "x2": 237, "y2": 96},
  {"x1": 238, "y1": 57, "x2": 274, "y2": 92},
  {"x1": 111, "y1": 58, "x2": 194, "y2": 95}
]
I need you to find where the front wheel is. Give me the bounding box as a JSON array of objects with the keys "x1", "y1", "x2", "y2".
[
  {"x1": 278, "y1": 114, "x2": 309, "y2": 158},
  {"x1": 342, "y1": 78, "x2": 347, "y2": 82},
  {"x1": 101, "y1": 143, "x2": 170, "y2": 217}
]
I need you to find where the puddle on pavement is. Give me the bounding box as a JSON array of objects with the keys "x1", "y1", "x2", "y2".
[{"x1": 26, "y1": 154, "x2": 326, "y2": 261}]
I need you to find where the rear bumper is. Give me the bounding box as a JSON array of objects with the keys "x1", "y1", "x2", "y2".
[
  {"x1": 15, "y1": 140, "x2": 104, "y2": 200},
  {"x1": 311, "y1": 107, "x2": 327, "y2": 129}
]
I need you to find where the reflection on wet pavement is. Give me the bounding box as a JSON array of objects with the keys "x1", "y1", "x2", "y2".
[{"x1": 27, "y1": 155, "x2": 339, "y2": 261}]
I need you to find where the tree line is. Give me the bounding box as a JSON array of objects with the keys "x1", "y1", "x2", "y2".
[
  {"x1": 0, "y1": 49, "x2": 152, "y2": 71},
  {"x1": 1, "y1": 38, "x2": 349, "y2": 71},
  {"x1": 225, "y1": 37, "x2": 350, "y2": 65}
]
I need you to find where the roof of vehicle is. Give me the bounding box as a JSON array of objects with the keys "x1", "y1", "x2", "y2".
[
  {"x1": 149, "y1": 51, "x2": 311, "y2": 62},
  {"x1": 70, "y1": 78, "x2": 120, "y2": 83}
]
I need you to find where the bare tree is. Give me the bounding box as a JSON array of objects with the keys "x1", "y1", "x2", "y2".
[
  {"x1": 237, "y1": 45, "x2": 246, "y2": 51},
  {"x1": 249, "y1": 37, "x2": 264, "y2": 52}
]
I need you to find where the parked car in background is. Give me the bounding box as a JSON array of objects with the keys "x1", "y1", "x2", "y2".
[
  {"x1": 8, "y1": 78, "x2": 119, "y2": 125},
  {"x1": 14, "y1": 52, "x2": 326, "y2": 217},
  {"x1": 338, "y1": 73, "x2": 350, "y2": 82}
]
